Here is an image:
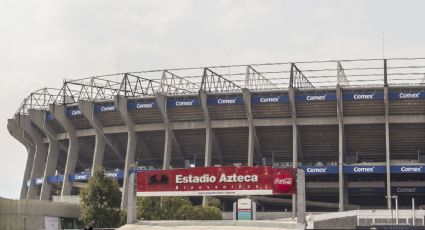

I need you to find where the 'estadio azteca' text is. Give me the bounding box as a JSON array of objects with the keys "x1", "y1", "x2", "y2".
[{"x1": 175, "y1": 173, "x2": 258, "y2": 184}]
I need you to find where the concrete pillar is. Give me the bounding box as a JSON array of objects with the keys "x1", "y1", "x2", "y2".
[
  {"x1": 199, "y1": 90, "x2": 213, "y2": 206},
  {"x1": 296, "y1": 169, "x2": 306, "y2": 224},
  {"x1": 7, "y1": 119, "x2": 35, "y2": 199},
  {"x1": 50, "y1": 104, "x2": 79, "y2": 196},
  {"x1": 156, "y1": 93, "x2": 185, "y2": 169},
  {"x1": 163, "y1": 128, "x2": 172, "y2": 169},
  {"x1": 336, "y1": 85, "x2": 346, "y2": 211},
  {"x1": 115, "y1": 95, "x2": 137, "y2": 210},
  {"x1": 243, "y1": 89, "x2": 254, "y2": 166},
  {"x1": 288, "y1": 86, "x2": 298, "y2": 217},
  {"x1": 126, "y1": 170, "x2": 137, "y2": 224},
  {"x1": 78, "y1": 101, "x2": 106, "y2": 172},
  {"x1": 17, "y1": 114, "x2": 47, "y2": 199},
  {"x1": 199, "y1": 90, "x2": 213, "y2": 167},
  {"x1": 28, "y1": 109, "x2": 60, "y2": 200},
  {"x1": 384, "y1": 86, "x2": 392, "y2": 209}
]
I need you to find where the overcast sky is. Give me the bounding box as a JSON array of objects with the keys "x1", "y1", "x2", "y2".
[{"x1": 1, "y1": 0, "x2": 425, "y2": 199}]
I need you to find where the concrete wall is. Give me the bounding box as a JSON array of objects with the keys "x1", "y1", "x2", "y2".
[
  {"x1": 0, "y1": 197, "x2": 80, "y2": 230},
  {"x1": 313, "y1": 216, "x2": 357, "y2": 229}
]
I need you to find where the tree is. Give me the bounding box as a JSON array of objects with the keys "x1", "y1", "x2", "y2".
[
  {"x1": 79, "y1": 168, "x2": 122, "y2": 228},
  {"x1": 137, "y1": 196, "x2": 222, "y2": 220}
]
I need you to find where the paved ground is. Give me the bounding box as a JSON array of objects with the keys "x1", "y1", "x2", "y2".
[{"x1": 118, "y1": 220, "x2": 305, "y2": 230}]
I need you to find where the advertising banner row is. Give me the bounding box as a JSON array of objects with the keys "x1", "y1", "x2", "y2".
[
  {"x1": 29, "y1": 165, "x2": 425, "y2": 186},
  {"x1": 44, "y1": 91, "x2": 425, "y2": 120}
]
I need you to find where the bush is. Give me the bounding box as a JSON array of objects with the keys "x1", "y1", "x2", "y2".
[{"x1": 137, "y1": 196, "x2": 222, "y2": 220}]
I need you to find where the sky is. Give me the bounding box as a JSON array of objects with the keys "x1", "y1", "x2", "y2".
[{"x1": 1, "y1": 0, "x2": 425, "y2": 199}]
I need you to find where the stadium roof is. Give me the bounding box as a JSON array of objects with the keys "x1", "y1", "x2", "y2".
[{"x1": 15, "y1": 57, "x2": 425, "y2": 115}]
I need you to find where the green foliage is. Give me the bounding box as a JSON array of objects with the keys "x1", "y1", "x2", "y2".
[
  {"x1": 79, "y1": 168, "x2": 122, "y2": 228},
  {"x1": 137, "y1": 196, "x2": 222, "y2": 220}
]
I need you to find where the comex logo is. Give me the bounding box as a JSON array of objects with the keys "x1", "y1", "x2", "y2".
[
  {"x1": 306, "y1": 95, "x2": 327, "y2": 101},
  {"x1": 353, "y1": 93, "x2": 374, "y2": 100},
  {"x1": 306, "y1": 167, "x2": 327, "y2": 173},
  {"x1": 74, "y1": 174, "x2": 89, "y2": 180},
  {"x1": 396, "y1": 187, "x2": 416, "y2": 193},
  {"x1": 399, "y1": 93, "x2": 420, "y2": 99},
  {"x1": 71, "y1": 109, "x2": 82, "y2": 116},
  {"x1": 353, "y1": 167, "x2": 374, "y2": 173},
  {"x1": 260, "y1": 96, "x2": 280, "y2": 103},
  {"x1": 137, "y1": 102, "x2": 154, "y2": 109},
  {"x1": 175, "y1": 100, "x2": 195, "y2": 106},
  {"x1": 218, "y1": 98, "x2": 237, "y2": 104},
  {"x1": 400, "y1": 166, "x2": 422, "y2": 173},
  {"x1": 100, "y1": 105, "x2": 115, "y2": 112},
  {"x1": 105, "y1": 172, "x2": 118, "y2": 178}
]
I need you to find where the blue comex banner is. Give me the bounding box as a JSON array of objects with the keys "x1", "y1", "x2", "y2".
[
  {"x1": 47, "y1": 175, "x2": 64, "y2": 183},
  {"x1": 391, "y1": 165, "x2": 424, "y2": 173},
  {"x1": 295, "y1": 93, "x2": 337, "y2": 102},
  {"x1": 349, "y1": 188, "x2": 386, "y2": 193},
  {"x1": 34, "y1": 177, "x2": 43, "y2": 186},
  {"x1": 128, "y1": 101, "x2": 157, "y2": 110},
  {"x1": 70, "y1": 172, "x2": 91, "y2": 182},
  {"x1": 94, "y1": 104, "x2": 116, "y2": 113},
  {"x1": 342, "y1": 92, "x2": 384, "y2": 101},
  {"x1": 251, "y1": 95, "x2": 289, "y2": 104},
  {"x1": 299, "y1": 166, "x2": 338, "y2": 175},
  {"x1": 45, "y1": 113, "x2": 55, "y2": 121},
  {"x1": 388, "y1": 92, "x2": 425, "y2": 100},
  {"x1": 207, "y1": 96, "x2": 244, "y2": 105},
  {"x1": 167, "y1": 98, "x2": 200, "y2": 108},
  {"x1": 392, "y1": 186, "x2": 425, "y2": 193},
  {"x1": 343, "y1": 165, "x2": 386, "y2": 174},
  {"x1": 104, "y1": 170, "x2": 124, "y2": 179},
  {"x1": 67, "y1": 107, "x2": 82, "y2": 116}
]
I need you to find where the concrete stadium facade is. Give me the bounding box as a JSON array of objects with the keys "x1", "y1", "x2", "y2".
[{"x1": 7, "y1": 58, "x2": 425, "y2": 212}]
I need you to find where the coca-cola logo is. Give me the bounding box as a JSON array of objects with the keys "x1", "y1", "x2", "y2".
[{"x1": 273, "y1": 172, "x2": 294, "y2": 193}]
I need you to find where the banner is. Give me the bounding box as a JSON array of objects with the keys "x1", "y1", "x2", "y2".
[
  {"x1": 251, "y1": 95, "x2": 289, "y2": 104},
  {"x1": 167, "y1": 98, "x2": 200, "y2": 108},
  {"x1": 127, "y1": 101, "x2": 157, "y2": 110},
  {"x1": 342, "y1": 92, "x2": 384, "y2": 101},
  {"x1": 136, "y1": 166, "x2": 296, "y2": 196},
  {"x1": 295, "y1": 94, "x2": 336, "y2": 102},
  {"x1": 207, "y1": 96, "x2": 244, "y2": 105}
]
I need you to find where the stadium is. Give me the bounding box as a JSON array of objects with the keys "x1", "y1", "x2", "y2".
[{"x1": 7, "y1": 57, "x2": 425, "y2": 215}]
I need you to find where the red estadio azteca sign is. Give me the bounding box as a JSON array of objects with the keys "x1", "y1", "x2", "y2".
[{"x1": 136, "y1": 166, "x2": 296, "y2": 196}]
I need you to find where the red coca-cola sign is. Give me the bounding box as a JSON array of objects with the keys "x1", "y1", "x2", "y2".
[
  {"x1": 136, "y1": 166, "x2": 296, "y2": 197},
  {"x1": 273, "y1": 171, "x2": 295, "y2": 193}
]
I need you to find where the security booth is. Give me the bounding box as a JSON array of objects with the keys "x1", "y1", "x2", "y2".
[{"x1": 233, "y1": 198, "x2": 256, "y2": 220}]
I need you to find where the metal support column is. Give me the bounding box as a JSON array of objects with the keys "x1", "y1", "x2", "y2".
[
  {"x1": 288, "y1": 86, "x2": 298, "y2": 218},
  {"x1": 336, "y1": 85, "x2": 345, "y2": 211},
  {"x1": 384, "y1": 59, "x2": 392, "y2": 209}
]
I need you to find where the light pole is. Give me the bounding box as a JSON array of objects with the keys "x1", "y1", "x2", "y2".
[{"x1": 386, "y1": 195, "x2": 399, "y2": 225}]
